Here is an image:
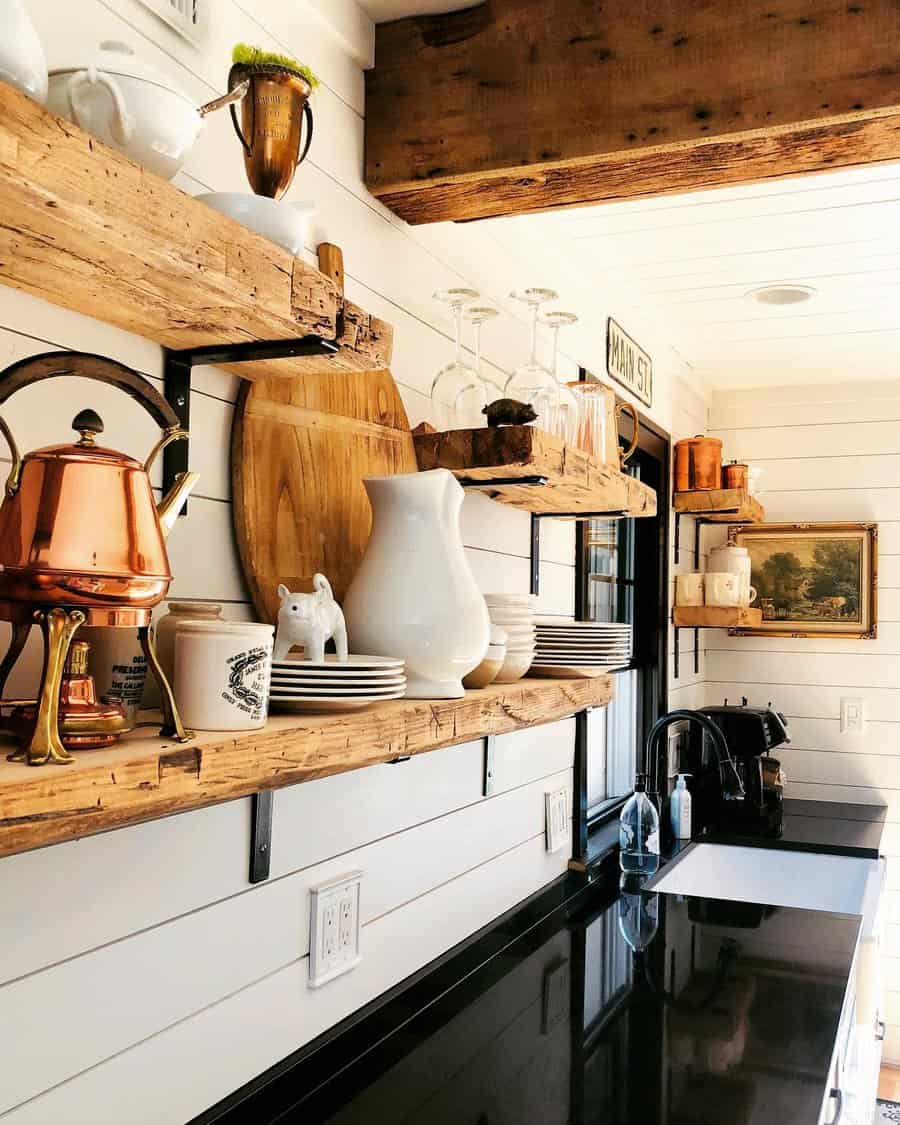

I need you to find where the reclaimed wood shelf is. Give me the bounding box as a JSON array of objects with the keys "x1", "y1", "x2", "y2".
[
  {"x1": 673, "y1": 606, "x2": 763, "y2": 629},
  {"x1": 674, "y1": 488, "x2": 765, "y2": 524},
  {"x1": 0, "y1": 82, "x2": 391, "y2": 381},
  {"x1": 414, "y1": 426, "x2": 657, "y2": 518},
  {"x1": 0, "y1": 675, "x2": 613, "y2": 860}
]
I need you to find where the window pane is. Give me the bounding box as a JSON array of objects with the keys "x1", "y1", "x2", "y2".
[{"x1": 587, "y1": 669, "x2": 638, "y2": 816}]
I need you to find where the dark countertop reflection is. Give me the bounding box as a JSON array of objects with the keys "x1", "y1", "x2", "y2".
[
  {"x1": 705, "y1": 797, "x2": 886, "y2": 858},
  {"x1": 279, "y1": 878, "x2": 859, "y2": 1125}
]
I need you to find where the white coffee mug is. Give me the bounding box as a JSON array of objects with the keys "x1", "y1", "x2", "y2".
[
  {"x1": 705, "y1": 572, "x2": 742, "y2": 608},
  {"x1": 739, "y1": 574, "x2": 759, "y2": 607},
  {"x1": 175, "y1": 620, "x2": 274, "y2": 731},
  {"x1": 676, "y1": 573, "x2": 704, "y2": 606}
]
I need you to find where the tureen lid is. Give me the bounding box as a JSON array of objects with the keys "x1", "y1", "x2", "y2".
[{"x1": 50, "y1": 41, "x2": 196, "y2": 108}]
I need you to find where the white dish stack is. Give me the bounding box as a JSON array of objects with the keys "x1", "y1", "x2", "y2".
[
  {"x1": 484, "y1": 594, "x2": 536, "y2": 682},
  {"x1": 531, "y1": 619, "x2": 632, "y2": 679},
  {"x1": 269, "y1": 654, "x2": 406, "y2": 712}
]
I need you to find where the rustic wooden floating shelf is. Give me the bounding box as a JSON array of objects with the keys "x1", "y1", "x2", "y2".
[
  {"x1": 0, "y1": 82, "x2": 392, "y2": 381},
  {"x1": 414, "y1": 426, "x2": 657, "y2": 518},
  {"x1": 673, "y1": 606, "x2": 763, "y2": 629},
  {"x1": 674, "y1": 488, "x2": 765, "y2": 524},
  {"x1": 0, "y1": 675, "x2": 613, "y2": 861}
]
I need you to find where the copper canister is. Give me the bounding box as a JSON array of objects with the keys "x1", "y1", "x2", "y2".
[
  {"x1": 724, "y1": 461, "x2": 749, "y2": 490},
  {"x1": 674, "y1": 436, "x2": 723, "y2": 491}
]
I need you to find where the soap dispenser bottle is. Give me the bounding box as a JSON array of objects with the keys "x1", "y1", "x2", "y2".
[
  {"x1": 670, "y1": 774, "x2": 693, "y2": 840},
  {"x1": 619, "y1": 773, "x2": 660, "y2": 875}
]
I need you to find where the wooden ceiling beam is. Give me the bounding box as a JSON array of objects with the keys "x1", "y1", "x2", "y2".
[{"x1": 364, "y1": 0, "x2": 900, "y2": 224}]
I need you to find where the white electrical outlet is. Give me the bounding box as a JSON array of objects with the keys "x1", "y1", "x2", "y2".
[
  {"x1": 545, "y1": 787, "x2": 569, "y2": 854},
  {"x1": 840, "y1": 697, "x2": 866, "y2": 735},
  {"x1": 308, "y1": 872, "x2": 363, "y2": 989}
]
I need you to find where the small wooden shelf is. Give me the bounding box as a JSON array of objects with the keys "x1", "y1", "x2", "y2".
[
  {"x1": 414, "y1": 426, "x2": 657, "y2": 517},
  {"x1": 0, "y1": 675, "x2": 613, "y2": 860},
  {"x1": 0, "y1": 82, "x2": 391, "y2": 381},
  {"x1": 673, "y1": 606, "x2": 763, "y2": 629},
  {"x1": 674, "y1": 488, "x2": 765, "y2": 524}
]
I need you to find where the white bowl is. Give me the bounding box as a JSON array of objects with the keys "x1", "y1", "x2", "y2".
[
  {"x1": 197, "y1": 192, "x2": 316, "y2": 256},
  {"x1": 494, "y1": 650, "x2": 534, "y2": 683}
]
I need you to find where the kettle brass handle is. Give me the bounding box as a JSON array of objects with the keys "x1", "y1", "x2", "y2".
[
  {"x1": 0, "y1": 351, "x2": 185, "y2": 494},
  {"x1": 144, "y1": 427, "x2": 189, "y2": 473},
  {"x1": 0, "y1": 414, "x2": 21, "y2": 498}
]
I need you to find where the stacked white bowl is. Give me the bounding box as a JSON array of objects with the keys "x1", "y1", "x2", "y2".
[{"x1": 484, "y1": 594, "x2": 536, "y2": 682}]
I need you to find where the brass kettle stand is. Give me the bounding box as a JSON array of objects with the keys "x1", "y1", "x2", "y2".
[{"x1": 0, "y1": 603, "x2": 191, "y2": 766}]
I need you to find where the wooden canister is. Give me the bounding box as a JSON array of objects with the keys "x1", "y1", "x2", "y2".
[
  {"x1": 724, "y1": 461, "x2": 748, "y2": 490},
  {"x1": 674, "y1": 435, "x2": 723, "y2": 490}
]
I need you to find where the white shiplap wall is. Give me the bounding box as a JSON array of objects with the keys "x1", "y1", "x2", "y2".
[
  {"x1": 0, "y1": 2, "x2": 706, "y2": 1120},
  {"x1": 709, "y1": 380, "x2": 900, "y2": 1061}
]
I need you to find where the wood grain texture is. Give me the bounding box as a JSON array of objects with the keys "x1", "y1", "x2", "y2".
[
  {"x1": 414, "y1": 426, "x2": 657, "y2": 516},
  {"x1": 0, "y1": 676, "x2": 613, "y2": 860},
  {"x1": 674, "y1": 488, "x2": 765, "y2": 523},
  {"x1": 232, "y1": 367, "x2": 418, "y2": 620},
  {"x1": 0, "y1": 82, "x2": 391, "y2": 376},
  {"x1": 365, "y1": 0, "x2": 900, "y2": 224},
  {"x1": 673, "y1": 606, "x2": 763, "y2": 628}
]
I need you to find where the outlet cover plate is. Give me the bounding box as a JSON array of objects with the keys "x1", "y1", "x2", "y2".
[
  {"x1": 545, "y1": 787, "x2": 569, "y2": 854},
  {"x1": 308, "y1": 871, "x2": 363, "y2": 989}
]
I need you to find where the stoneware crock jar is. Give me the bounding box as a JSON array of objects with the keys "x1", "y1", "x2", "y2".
[
  {"x1": 0, "y1": 0, "x2": 48, "y2": 103},
  {"x1": 174, "y1": 620, "x2": 274, "y2": 731},
  {"x1": 343, "y1": 469, "x2": 490, "y2": 699},
  {"x1": 47, "y1": 41, "x2": 247, "y2": 180}
]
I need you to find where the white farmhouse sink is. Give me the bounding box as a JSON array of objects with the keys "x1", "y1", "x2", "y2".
[{"x1": 646, "y1": 843, "x2": 879, "y2": 916}]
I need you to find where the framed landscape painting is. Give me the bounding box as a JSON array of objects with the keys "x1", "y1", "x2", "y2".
[{"x1": 727, "y1": 523, "x2": 878, "y2": 639}]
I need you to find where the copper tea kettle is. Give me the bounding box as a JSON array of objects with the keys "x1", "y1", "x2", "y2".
[
  {"x1": 0, "y1": 352, "x2": 198, "y2": 766},
  {"x1": 0, "y1": 351, "x2": 197, "y2": 607}
]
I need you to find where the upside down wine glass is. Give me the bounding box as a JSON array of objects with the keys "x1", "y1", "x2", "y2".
[
  {"x1": 463, "y1": 304, "x2": 502, "y2": 406},
  {"x1": 430, "y1": 288, "x2": 485, "y2": 430},
  {"x1": 541, "y1": 310, "x2": 581, "y2": 445},
  {"x1": 503, "y1": 288, "x2": 559, "y2": 426}
]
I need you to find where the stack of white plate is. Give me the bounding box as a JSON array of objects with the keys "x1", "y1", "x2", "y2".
[
  {"x1": 531, "y1": 619, "x2": 632, "y2": 679},
  {"x1": 484, "y1": 594, "x2": 536, "y2": 682},
  {"x1": 269, "y1": 654, "x2": 406, "y2": 712}
]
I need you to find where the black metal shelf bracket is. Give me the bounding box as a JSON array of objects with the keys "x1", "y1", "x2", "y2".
[
  {"x1": 249, "y1": 790, "x2": 275, "y2": 884},
  {"x1": 483, "y1": 734, "x2": 496, "y2": 796},
  {"x1": 161, "y1": 334, "x2": 341, "y2": 510}
]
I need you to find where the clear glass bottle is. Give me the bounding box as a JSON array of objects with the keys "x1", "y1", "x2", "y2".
[{"x1": 619, "y1": 772, "x2": 660, "y2": 875}]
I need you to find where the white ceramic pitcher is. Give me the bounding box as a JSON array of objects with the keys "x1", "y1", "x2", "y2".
[
  {"x1": 343, "y1": 469, "x2": 490, "y2": 699},
  {"x1": 0, "y1": 0, "x2": 47, "y2": 103}
]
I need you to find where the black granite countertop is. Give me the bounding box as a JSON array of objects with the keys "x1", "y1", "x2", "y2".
[{"x1": 705, "y1": 797, "x2": 886, "y2": 858}]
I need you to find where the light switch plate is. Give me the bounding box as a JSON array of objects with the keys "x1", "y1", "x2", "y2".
[
  {"x1": 545, "y1": 787, "x2": 569, "y2": 854},
  {"x1": 840, "y1": 697, "x2": 866, "y2": 735},
  {"x1": 308, "y1": 871, "x2": 363, "y2": 989}
]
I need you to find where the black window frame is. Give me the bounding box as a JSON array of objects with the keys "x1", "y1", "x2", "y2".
[{"x1": 574, "y1": 381, "x2": 671, "y2": 841}]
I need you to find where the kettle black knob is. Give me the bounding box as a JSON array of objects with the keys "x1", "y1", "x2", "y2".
[{"x1": 73, "y1": 409, "x2": 104, "y2": 447}]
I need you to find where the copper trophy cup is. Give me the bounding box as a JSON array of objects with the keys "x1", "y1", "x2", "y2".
[{"x1": 228, "y1": 63, "x2": 314, "y2": 199}]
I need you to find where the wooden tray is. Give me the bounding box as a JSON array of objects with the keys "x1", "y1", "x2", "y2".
[{"x1": 232, "y1": 367, "x2": 417, "y2": 622}]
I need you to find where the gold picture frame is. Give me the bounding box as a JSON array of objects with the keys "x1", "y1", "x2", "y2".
[{"x1": 727, "y1": 522, "x2": 878, "y2": 639}]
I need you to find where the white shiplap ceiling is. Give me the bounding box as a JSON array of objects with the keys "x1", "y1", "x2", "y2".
[{"x1": 484, "y1": 162, "x2": 900, "y2": 390}]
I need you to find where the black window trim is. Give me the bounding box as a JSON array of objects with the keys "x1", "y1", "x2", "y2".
[{"x1": 574, "y1": 378, "x2": 671, "y2": 839}]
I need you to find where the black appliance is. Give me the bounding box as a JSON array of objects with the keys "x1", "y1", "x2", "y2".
[{"x1": 683, "y1": 701, "x2": 789, "y2": 837}]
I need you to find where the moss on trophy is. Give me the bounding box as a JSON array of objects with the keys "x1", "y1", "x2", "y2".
[{"x1": 231, "y1": 44, "x2": 319, "y2": 89}]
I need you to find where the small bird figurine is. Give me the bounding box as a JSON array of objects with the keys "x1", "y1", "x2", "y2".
[{"x1": 482, "y1": 398, "x2": 539, "y2": 427}]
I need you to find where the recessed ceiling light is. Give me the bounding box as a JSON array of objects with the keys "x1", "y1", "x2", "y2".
[{"x1": 747, "y1": 284, "x2": 817, "y2": 306}]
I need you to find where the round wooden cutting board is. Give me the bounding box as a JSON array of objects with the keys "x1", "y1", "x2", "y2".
[{"x1": 232, "y1": 367, "x2": 418, "y2": 624}]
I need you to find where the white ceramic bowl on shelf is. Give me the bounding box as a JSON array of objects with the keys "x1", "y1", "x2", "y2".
[{"x1": 197, "y1": 193, "x2": 317, "y2": 256}]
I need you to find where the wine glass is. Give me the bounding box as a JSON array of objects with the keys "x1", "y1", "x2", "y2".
[
  {"x1": 541, "y1": 310, "x2": 581, "y2": 445},
  {"x1": 503, "y1": 288, "x2": 559, "y2": 424},
  {"x1": 463, "y1": 304, "x2": 502, "y2": 406},
  {"x1": 430, "y1": 287, "x2": 483, "y2": 429}
]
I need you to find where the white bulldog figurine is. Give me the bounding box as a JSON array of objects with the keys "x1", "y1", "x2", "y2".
[{"x1": 274, "y1": 574, "x2": 349, "y2": 663}]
